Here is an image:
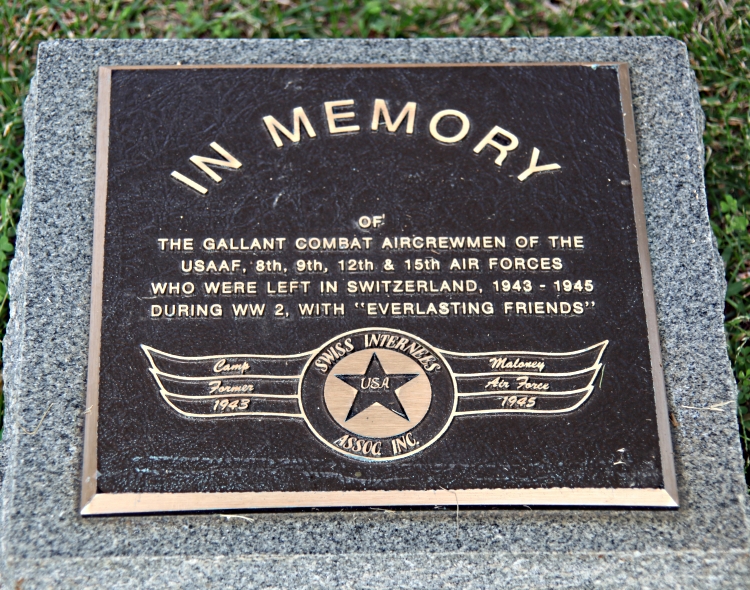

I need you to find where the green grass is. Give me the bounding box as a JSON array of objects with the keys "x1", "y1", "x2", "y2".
[{"x1": 0, "y1": 0, "x2": 748, "y2": 473}]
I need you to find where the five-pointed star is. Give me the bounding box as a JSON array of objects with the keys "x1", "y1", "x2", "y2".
[{"x1": 335, "y1": 353, "x2": 419, "y2": 422}]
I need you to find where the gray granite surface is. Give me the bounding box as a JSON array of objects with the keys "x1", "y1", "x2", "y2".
[{"x1": 1, "y1": 38, "x2": 748, "y2": 588}]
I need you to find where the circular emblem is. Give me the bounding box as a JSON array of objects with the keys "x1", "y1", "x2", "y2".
[{"x1": 299, "y1": 328, "x2": 456, "y2": 461}]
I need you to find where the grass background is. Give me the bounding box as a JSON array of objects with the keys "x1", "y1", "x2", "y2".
[{"x1": 0, "y1": 0, "x2": 748, "y2": 472}]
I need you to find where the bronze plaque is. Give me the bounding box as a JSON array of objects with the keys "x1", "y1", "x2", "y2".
[{"x1": 81, "y1": 63, "x2": 677, "y2": 515}]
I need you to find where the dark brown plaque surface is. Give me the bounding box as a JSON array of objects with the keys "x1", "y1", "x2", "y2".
[{"x1": 81, "y1": 63, "x2": 677, "y2": 514}]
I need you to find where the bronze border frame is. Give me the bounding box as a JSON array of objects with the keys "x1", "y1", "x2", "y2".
[{"x1": 81, "y1": 62, "x2": 678, "y2": 515}]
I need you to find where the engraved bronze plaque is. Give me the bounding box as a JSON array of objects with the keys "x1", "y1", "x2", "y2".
[{"x1": 81, "y1": 63, "x2": 677, "y2": 514}]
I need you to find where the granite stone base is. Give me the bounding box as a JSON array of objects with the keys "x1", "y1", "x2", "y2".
[{"x1": 1, "y1": 38, "x2": 748, "y2": 588}]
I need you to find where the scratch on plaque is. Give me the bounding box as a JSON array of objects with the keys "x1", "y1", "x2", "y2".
[
  {"x1": 21, "y1": 403, "x2": 52, "y2": 435},
  {"x1": 614, "y1": 448, "x2": 626, "y2": 466},
  {"x1": 220, "y1": 514, "x2": 254, "y2": 523},
  {"x1": 83, "y1": 405, "x2": 93, "y2": 415},
  {"x1": 370, "y1": 508, "x2": 395, "y2": 514},
  {"x1": 599, "y1": 365, "x2": 605, "y2": 388},
  {"x1": 680, "y1": 401, "x2": 733, "y2": 412}
]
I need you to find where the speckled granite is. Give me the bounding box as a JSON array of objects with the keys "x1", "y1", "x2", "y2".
[{"x1": 1, "y1": 38, "x2": 747, "y2": 589}]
